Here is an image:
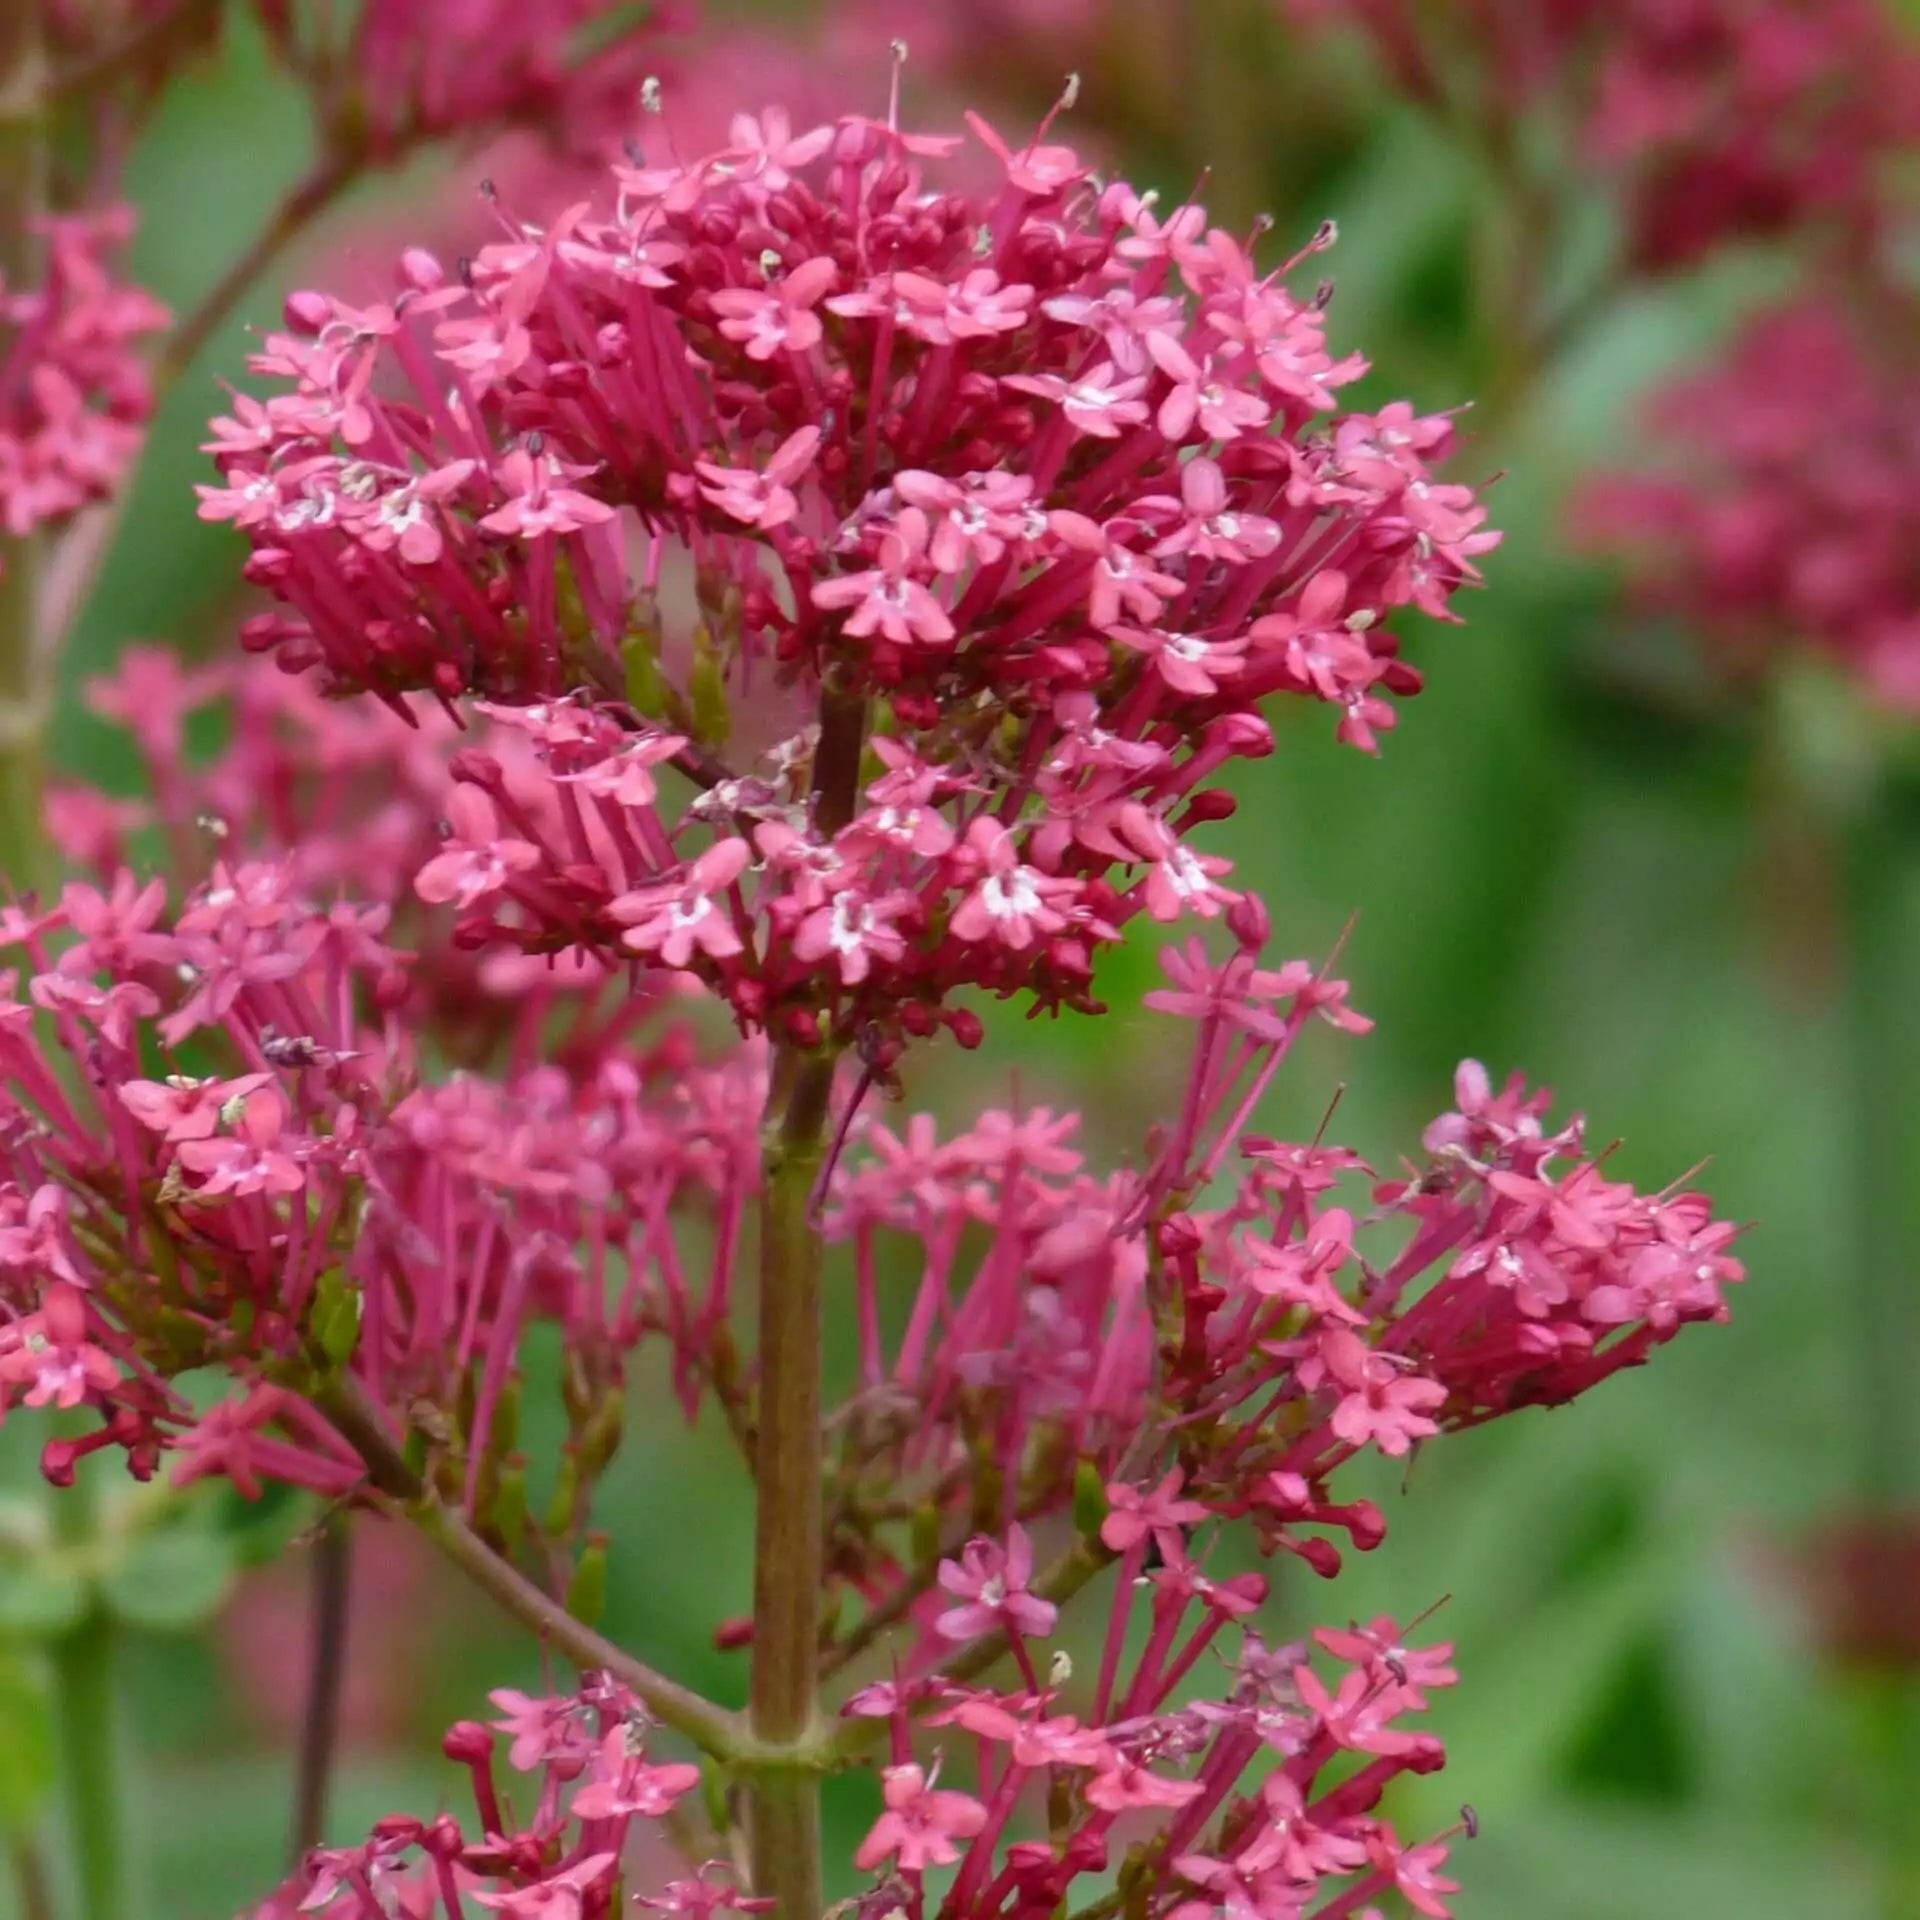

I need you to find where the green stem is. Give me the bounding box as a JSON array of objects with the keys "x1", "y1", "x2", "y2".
[
  {"x1": 745, "y1": 686, "x2": 866, "y2": 1920},
  {"x1": 49, "y1": 1611, "x2": 134, "y2": 1920},
  {"x1": 44, "y1": 1412, "x2": 138, "y2": 1920},
  {"x1": 312, "y1": 1372, "x2": 744, "y2": 1760},
  {"x1": 0, "y1": 0, "x2": 49, "y2": 889}
]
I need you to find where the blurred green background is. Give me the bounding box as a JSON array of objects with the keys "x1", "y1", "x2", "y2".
[{"x1": 8, "y1": 2, "x2": 1920, "y2": 1914}]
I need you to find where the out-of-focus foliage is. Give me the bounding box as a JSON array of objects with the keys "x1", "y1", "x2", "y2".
[{"x1": 6, "y1": 2, "x2": 1920, "y2": 1915}]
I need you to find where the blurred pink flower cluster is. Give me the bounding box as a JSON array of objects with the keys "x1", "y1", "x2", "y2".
[
  {"x1": 251, "y1": 0, "x2": 695, "y2": 163},
  {"x1": 0, "y1": 206, "x2": 167, "y2": 549},
  {"x1": 1286, "y1": 0, "x2": 1920, "y2": 270},
  {"x1": 1576, "y1": 296, "x2": 1920, "y2": 711}
]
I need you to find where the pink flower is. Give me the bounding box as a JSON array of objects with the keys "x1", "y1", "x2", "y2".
[
  {"x1": 415, "y1": 787, "x2": 541, "y2": 909},
  {"x1": 612, "y1": 838, "x2": 753, "y2": 969},
  {"x1": 1305, "y1": 1328, "x2": 1446, "y2": 1458},
  {"x1": 1369, "y1": 1830, "x2": 1460, "y2": 1920},
  {"x1": 119, "y1": 1073, "x2": 271, "y2": 1144},
  {"x1": 487, "y1": 1690, "x2": 587, "y2": 1772},
  {"x1": 1005, "y1": 361, "x2": 1150, "y2": 439},
  {"x1": 853, "y1": 1764, "x2": 988, "y2": 1874},
  {"x1": 569, "y1": 1727, "x2": 702, "y2": 1820},
  {"x1": 711, "y1": 255, "x2": 837, "y2": 361},
  {"x1": 473, "y1": 1854, "x2": 618, "y2": 1919},
  {"x1": 1100, "y1": 1469, "x2": 1209, "y2": 1565},
  {"x1": 175, "y1": 1087, "x2": 307, "y2": 1198},
  {"x1": 934, "y1": 1524, "x2": 1058, "y2": 1641},
  {"x1": 812, "y1": 519, "x2": 956, "y2": 647},
  {"x1": 697, "y1": 426, "x2": 821, "y2": 531},
  {"x1": 789, "y1": 888, "x2": 911, "y2": 987},
  {"x1": 1084, "y1": 1758, "x2": 1205, "y2": 1812},
  {"x1": 477, "y1": 447, "x2": 617, "y2": 540},
  {"x1": 715, "y1": 108, "x2": 833, "y2": 190},
  {"x1": 948, "y1": 819, "x2": 1080, "y2": 951},
  {"x1": 0, "y1": 1283, "x2": 119, "y2": 1411}
]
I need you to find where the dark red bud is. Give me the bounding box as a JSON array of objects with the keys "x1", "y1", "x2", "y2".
[
  {"x1": 442, "y1": 1721, "x2": 495, "y2": 1766},
  {"x1": 1226, "y1": 893, "x2": 1271, "y2": 950}
]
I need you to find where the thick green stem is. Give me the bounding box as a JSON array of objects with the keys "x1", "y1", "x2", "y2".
[
  {"x1": 745, "y1": 687, "x2": 866, "y2": 1920},
  {"x1": 43, "y1": 1422, "x2": 135, "y2": 1920},
  {"x1": 746, "y1": 1057, "x2": 833, "y2": 1920},
  {"x1": 0, "y1": 0, "x2": 49, "y2": 888}
]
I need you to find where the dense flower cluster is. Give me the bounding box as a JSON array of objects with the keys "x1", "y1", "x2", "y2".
[
  {"x1": 260, "y1": 1674, "x2": 712, "y2": 1916},
  {"x1": 201, "y1": 107, "x2": 1493, "y2": 1046},
  {"x1": 4, "y1": 651, "x2": 1742, "y2": 1529},
  {"x1": 1287, "y1": 0, "x2": 1920, "y2": 269},
  {"x1": 5, "y1": 648, "x2": 1741, "y2": 1920},
  {"x1": 1574, "y1": 295, "x2": 1920, "y2": 710},
  {"x1": 0, "y1": 206, "x2": 167, "y2": 550},
  {"x1": 267, "y1": 1632, "x2": 1468, "y2": 1919},
  {"x1": 0, "y1": 66, "x2": 1752, "y2": 1920}
]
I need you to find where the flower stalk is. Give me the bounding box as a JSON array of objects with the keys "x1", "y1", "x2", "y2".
[
  {"x1": 312, "y1": 1371, "x2": 744, "y2": 1760},
  {"x1": 290, "y1": 1515, "x2": 353, "y2": 1861},
  {"x1": 747, "y1": 686, "x2": 866, "y2": 1920}
]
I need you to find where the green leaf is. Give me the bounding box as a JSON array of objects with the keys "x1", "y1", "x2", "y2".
[
  {"x1": 99, "y1": 1524, "x2": 236, "y2": 1633},
  {"x1": 0, "y1": 1646, "x2": 55, "y2": 1832}
]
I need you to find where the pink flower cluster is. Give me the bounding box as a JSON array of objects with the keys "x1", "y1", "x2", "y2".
[
  {"x1": 1, "y1": 650, "x2": 1743, "y2": 1517},
  {"x1": 200, "y1": 107, "x2": 1493, "y2": 1047},
  {"x1": 264, "y1": 1674, "x2": 713, "y2": 1917},
  {"x1": 7, "y1": 644, "x2": 1740, "y2": 1920},
  {"x1": 814, "y1": 978, "x2": 1741, "y2": 1627},
  {"x1": 0, "y1": 72, "x2": 1751, "y2": 1920},
  {"x1": 251, "y1": 0, "x2": 694, "y2": 161},
  {"x1": 1288, "y1": 0, "x2": 1920, "y2": 270},
  {"x1": 0, "y1": 206, "x2": 167, "y2": 549},
  {"x1": 1574, "y1": 295, "x2": 1920, "y2": 711}
]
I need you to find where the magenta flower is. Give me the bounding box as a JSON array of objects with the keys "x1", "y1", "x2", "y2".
[
  {"x1": 0, "y1": 208, "x2": 167, "y2": 552},
  {"x1": 197, "y1": 102, "x2": 1495, "y2": 1051},
  {"x1": 174, "y1": 1088, "x2": 307, "y2": 1199},
  {"x1": 415, "y1": 787, "x2": 541, "y2": 910},
  {"x1": 472, "y1": 1853, "x2": 618, "y2": 1919},
  {"x1": 1100, "y1": 1469, "x2": 1210, "y2": 1566},
  {"x1": 613, "y1": 840, "x2": 753, "y2": 969},
  {"x1": 569, "y1": 1727, "x2": 702, "y2": 1821},
  {"x1": 853, "y1": 1764, "x2": 988, "y2": 1874},
  {"x1": 934, "y1": 1525, "x2": 1058, "y2": 1641}
]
